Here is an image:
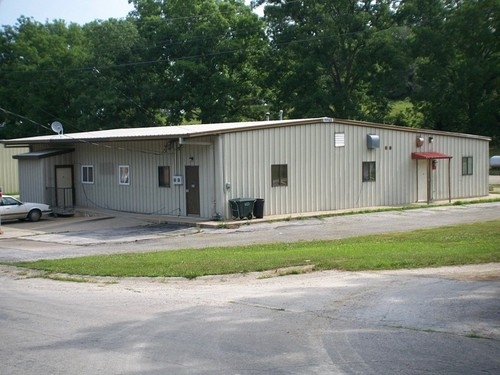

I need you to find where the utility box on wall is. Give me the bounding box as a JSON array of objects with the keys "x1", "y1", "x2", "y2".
[
  {"x1": 367, "y1": 134, "x2": 380, "y2": 149},
  {"x1": 173, "y1": 175, "x2": 183, "y2": 185}
]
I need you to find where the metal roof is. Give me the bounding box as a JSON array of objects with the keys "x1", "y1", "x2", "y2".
[
  {"x1": 411, "y1": 152, "x2": 453, "y2": 160},
  {"x1": 0, "y1": 117, "x2": 491, "y2": 146},
  {"x1": 1, "y1": 118, "x2": 329, "y2": 145}
]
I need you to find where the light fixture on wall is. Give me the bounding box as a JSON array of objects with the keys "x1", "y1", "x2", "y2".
[
  {"x1": 416, "y1": 136, "x2": 424, "y2": 147},
  {"x1": 429, "y1": 136, "x2": 434, "y2": 143}
]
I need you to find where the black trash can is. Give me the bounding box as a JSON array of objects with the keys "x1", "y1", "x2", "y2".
[{"x1": 253, "y1": 198, "x2": 265, "y2": 219}]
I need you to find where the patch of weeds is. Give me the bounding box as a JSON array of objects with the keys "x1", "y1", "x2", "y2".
[
  {"x1": 41, "y1": 274, "x2": 90, "y2": 283},
  {"x1": 465, "y1": 331, "x2": 492, "y2": 340},
  {"x1": 258, "y1": 265, "x2": 315, "y2": 279}
]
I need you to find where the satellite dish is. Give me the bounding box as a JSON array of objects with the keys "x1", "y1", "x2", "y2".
[{"x1": 51, "y1": 121, "x2": 64, "y2": 135}]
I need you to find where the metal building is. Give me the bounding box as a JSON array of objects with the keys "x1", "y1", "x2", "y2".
[
  {"x1": 0, "y1": 146, "x2": 28, "y2": 194},
  {"x1": 1, "y1": 118, "x2": 490, "y2": 219}
]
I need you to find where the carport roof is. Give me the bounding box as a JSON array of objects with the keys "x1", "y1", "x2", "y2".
[{"x1": 13, "y1": 148, "x2": 74, "y2": 159}]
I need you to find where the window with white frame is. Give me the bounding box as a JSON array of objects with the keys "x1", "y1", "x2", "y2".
[{"x1": 82, "y1": 165, "x2": 94, "y2": 184}]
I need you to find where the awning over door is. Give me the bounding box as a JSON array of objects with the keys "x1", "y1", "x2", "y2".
[
  {"x1": 411, "y1": 151, "x2": 452, "y2": 204},
  {"x1": 13, "y1": 148, "x2": 74, "y2": 160},
  {"x1": 411, "y1": 151, "x2": 452, "y2": 160}
]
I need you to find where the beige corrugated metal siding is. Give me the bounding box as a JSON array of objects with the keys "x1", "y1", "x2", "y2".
[
  {"x1": 4, "y1": 118, "x2": 490, "y2": 220},
  {"x1": 220, "y1": 120, "x2": 490, "y2": 218},
  {"x1": 72, "y1": 138, "x2": 215, "y2": 217},
  {"x1": 0, "y1": 146, "x2": 28, "y2": 193}
]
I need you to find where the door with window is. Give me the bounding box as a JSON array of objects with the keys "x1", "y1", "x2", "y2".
[{"x1": 185, "y1": 166, "x2": 200, "y2": 215}]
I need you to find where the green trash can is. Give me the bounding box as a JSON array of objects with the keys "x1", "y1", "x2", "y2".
[{"x1": 229, "y1": 198, "x2": 256, "y2": 219}]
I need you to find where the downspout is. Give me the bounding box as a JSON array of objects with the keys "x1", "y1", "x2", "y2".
[
  {"x1": 219, "y1": 134, "x2": 228, "y2": 220},
  {"x1": 448, "y1": 158, "x2": 451, "y2": 203},
  {"x1": 427, "y1": 160, "x2": 431, "y2": 204}
]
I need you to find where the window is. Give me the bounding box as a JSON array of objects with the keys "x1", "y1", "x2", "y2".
[
  {"x1": 272, "y1": 164, "x2": 288, "y2": 187},
  {"x1": 462, "y1": 156, "x2": 473, "y2": 175},
  {"x1": 334, "y1": 132, "x2": 345, "y2": 147},
  {"x1": 158, "y1": 166, "x2": 171, "y2": 187},
  {"x1": 119, "y1": 165, "x2": 130, "y2": 185},
  {"x1": 82, "y1": 165, "x2": 94, "y2": 184},
  {"x1": 362, "y1": 161, "x2": 376, "y2": 182}
]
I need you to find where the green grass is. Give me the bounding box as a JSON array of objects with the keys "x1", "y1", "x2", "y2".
[{"x1": 8, "y1": 220, "x2": 500, "y2": 279}]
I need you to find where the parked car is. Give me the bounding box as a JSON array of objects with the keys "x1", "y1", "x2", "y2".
[{"x1": 0, "y1": 195, "x2": 52, "y2": 222}]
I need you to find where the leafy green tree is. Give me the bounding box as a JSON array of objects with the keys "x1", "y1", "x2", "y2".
[
  {"x1": 398, "y1": 0, "x2": 499, "y2": 139},
  {"x1": 0, "y1": 18, "x2": 89, "y2": 138},
  {"x1": 130, "y1": 0, "x2": 270, "y2": 124},
  {"x1": 78, "y1": 19, "x2": 151, "y2": 130},
  {"x1": 255, "y1": 0, "x2": 409, "y2": 122}
]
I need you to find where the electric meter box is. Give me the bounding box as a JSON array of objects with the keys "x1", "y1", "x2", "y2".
[{"x1": 173, "y1": 175, "x2": 183, "y2": 185}]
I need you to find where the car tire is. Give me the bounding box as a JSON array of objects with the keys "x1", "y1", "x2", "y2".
[{"x1": 28, "y1": 209, "x2": 42, "y2": 222}]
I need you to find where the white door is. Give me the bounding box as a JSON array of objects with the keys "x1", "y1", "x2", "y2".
[{"x1": 417, "y1": 160, "x2": 428, "y2": 203}]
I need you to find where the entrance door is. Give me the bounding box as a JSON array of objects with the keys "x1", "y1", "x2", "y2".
[
  {"x1": 417, "y1": 160, "x2": 428, "y2": 202},
  {"x1": 55, "y1": 166, "x2": 74, "y2": 212},
  {"x1": 185, "y1": 166, "x2": 200, "y2": 215}
]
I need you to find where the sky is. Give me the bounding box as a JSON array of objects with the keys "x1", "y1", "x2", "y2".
[
  {"x1": 0, "y1": 0, "x2": 135, "y2": 26},
  {"x1": 0, "y1": 0, "x2": 259, "y2": 27}
]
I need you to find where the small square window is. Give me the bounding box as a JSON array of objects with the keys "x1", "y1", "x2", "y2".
[
  {"x1": 82, "y1": 165, "x2": 94, "y2": 184},
  {"x1": 362, "y1": 161, "x2": 376, "y2": 182},
  {"x1": 462, "y1": 156, "x2": 473, "y2": 175},
  {"x1": 272, "y1": 164, "x2": 288, "y2": 187},
  {"x1": 158, "y1": 166, "x2": 171, "y2": 187}
]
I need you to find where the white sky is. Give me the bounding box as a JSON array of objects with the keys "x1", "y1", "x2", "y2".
[
  {"x1": 0, "y1": 0, "x2": 260, "y2": 27},
  {"x1": 0, "y1": 0, "x2": 135, "y2": 26}
]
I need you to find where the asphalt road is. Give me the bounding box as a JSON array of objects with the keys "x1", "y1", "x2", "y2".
[
  {"x1": 1, "y1": 264, "x2": 499, "y2": 375},
  {"x1": 0, "y1": 202, "x2": 499, "y2": 374}
]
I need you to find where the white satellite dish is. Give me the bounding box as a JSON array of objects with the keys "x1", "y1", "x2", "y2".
[{"x1": 51, "y1": 121, "x2": 64, "y2": 135}]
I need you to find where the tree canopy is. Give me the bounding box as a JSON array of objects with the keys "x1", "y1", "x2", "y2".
[{"x1": 0, "y1": 0, "x2": 498, "y2": 142}]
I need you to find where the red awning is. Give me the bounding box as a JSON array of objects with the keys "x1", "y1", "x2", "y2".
[{"x1": 411, "y1": 152, "x2": 452, "y2": 160}]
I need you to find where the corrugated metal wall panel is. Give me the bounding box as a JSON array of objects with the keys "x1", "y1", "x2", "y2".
[
  {"x1": 11, "y1": 120, "x2": 490, "y2": 220},
  {"x1": 0, "y1": 147, "x2": 28, "y2": 193},
  {"x1": 72, "y1": 138, "x2": 216, "y2": 217},
  {"x1": 221, "y1": 120, "x2": 489, "y2": 218}
]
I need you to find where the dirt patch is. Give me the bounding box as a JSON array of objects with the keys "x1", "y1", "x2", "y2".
[{"x1": 379, "y1": 263, "x2": 500, "y2": 282}]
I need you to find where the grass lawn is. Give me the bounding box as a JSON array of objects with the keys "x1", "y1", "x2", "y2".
[{"x1": 8, "y1": 220, "x2": 500, "y2": 279}]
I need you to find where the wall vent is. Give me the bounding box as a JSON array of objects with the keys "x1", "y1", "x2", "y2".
[{"x1": 367, "y1": 134, "x2": 380, "y2": 149}]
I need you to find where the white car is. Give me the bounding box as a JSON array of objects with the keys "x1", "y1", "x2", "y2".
[{"x1": 0, "y1": 195, "x2": 52, "y2": 222}]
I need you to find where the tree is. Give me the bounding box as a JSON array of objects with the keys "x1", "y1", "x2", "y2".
[
  {"x1": 131, "y1": 0, "x2": 270, "y2": 124},
  {"x1": 255, "y1": 0, "x2": 409, "y2": 122},
  {"x1": 399, "y1": 0, "x2": 499, "y2": 139},
  {"x1": 0, "y1": 18, "x2": 89, "y2": 138}
]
